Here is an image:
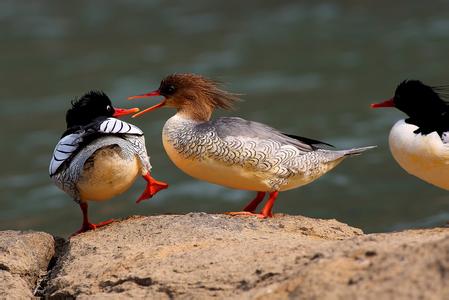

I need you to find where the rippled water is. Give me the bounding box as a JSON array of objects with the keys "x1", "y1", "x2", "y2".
[{"x1": 1, "y1": 1, "x2": 449, "y2": 236}]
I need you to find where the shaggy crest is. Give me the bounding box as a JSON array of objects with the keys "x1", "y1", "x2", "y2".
[
  {"x1": 70, "y1": 91, "x2": 110, "y2": 109},
  {"x1": 159, "y1": 73, "x2": 241, "y2": 110},
  {"x1": 395, "y1": 80, "x2": 449, "y2": 107},
  {"x1": 66, "y1": 90, "x2": 112, "y2": 128}
]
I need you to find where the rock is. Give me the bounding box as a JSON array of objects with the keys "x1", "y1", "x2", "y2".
[
  {"x1": 251, "y1": 228, "x2": 449, "y2": 300},
  {"x1": 2, "y1": 214, "x2": 448, "y2": 299},
  {"x1": 0, "y1": 230, "x2": 55, "y2": 298},
  {"x1": 44, "y1": 214, "x2": 363, "y2": 299}
]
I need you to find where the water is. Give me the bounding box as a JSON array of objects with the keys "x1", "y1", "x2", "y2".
[{"x1": 1, "y1": 1, "x2": 449, "y2": 236}]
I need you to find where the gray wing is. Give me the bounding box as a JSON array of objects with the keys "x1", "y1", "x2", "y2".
[
  {"x1": 49, "y1": 133, "x2": 83, "y2": 176},
  {"x1": 125, "y1": 134, "x2": 152, "y2": 173},
  {"x1": 210, "y1": 117, "x2": 330, "y2": 153}
]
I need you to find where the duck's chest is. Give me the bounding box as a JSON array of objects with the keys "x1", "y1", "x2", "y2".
[
  {"x1": 77, "y1": 145, "x2": 141, "y2": 201},
  {"x1": 388, "y1": 119, "x2": 449, "y2": 190}
]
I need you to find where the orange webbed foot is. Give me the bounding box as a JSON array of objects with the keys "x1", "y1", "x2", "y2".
[
  {"x1": 70, "y1": 219, "x2": 114, "y2": 237},
  {"x1": 224, "y1": 211, "x2": 272, "y2": 219},
  {"x1": 136, "y1": 172, "x2": 168, "y2": 203}
]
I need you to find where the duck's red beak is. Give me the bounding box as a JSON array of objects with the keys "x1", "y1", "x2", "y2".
[
  {"x1": 371, "y1": 98, "x2": 395, "y2": 108},
  {"x1": 128, "y1": 90, "x2": 161, "y2": 99},
  {"x1": 112, "y1": 107, "x2": 140, "y2": 118},
  {"x1": 128, "y1": 90, "x2": 166, "y2": 118}
]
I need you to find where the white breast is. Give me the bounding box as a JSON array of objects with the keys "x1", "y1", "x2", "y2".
[
  {"x1": 77, "y1": 147, "x2": 141, "y2": 201},
  {"x1": 389, "y1": 119, "x2": 449, "y2": 190}
]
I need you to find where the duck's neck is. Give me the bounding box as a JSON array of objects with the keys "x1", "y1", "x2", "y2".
[
  {"x1": 176, "y1": 103, "x2": 213, "y2": 122},
  {"x1": 164, "y1": 112, "x2": 205, "y2": 134}
]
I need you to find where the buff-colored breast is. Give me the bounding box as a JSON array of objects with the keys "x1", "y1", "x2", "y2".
[
  {"x1": 389, "y1": 119, "x2": 449, "y2": 190},
  {"x1": 163, "y1": 134, "x2": 273, "y2": 191},
  {"x1": 77, "y1": 146, "x2": 141, "y2": 201}
]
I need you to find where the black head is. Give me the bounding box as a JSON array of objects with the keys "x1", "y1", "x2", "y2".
[
  {"x1": 393, "y1": 80, "x2": 448, "y2": 118},
  {"x1": 65, "y1": 91, "x2": 140, "y2": 128},
  {"x1": 372, "y1": 80, "x2": 448, "y2": 118},
  {"x1": 372, "y1": 80, "x2": 449, "y2": 135},
  {"x1": 65, "y1": 91, "x2": 115, "y2": 128}
]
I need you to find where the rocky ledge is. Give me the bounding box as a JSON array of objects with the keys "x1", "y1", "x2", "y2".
[{"x1": 1, "y1": 213, "x2": 448, "y2": 299}]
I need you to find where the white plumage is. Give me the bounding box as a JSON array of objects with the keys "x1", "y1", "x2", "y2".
[{"x1": 389, "y1": 119, "x2": 449, "y2": 190}]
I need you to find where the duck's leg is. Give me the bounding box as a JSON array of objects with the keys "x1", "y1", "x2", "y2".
[
  {"x1": 225, "y1": 192, "x2": 266, "y2": 216},
  {"x1": 71, "y1": 202, "x2": 114, "y2": 237},
  {"x1": 243, "y1": 192, "x2": 266, "y2": 212},
  {"x1": 259, "y1": 191, "x2": 279, "y2": 218},
  {"x1": 226, "y1": 191, "x2": 279, "y2": 217},
  {"x1": 226, "y1": 191, "x2": 279, "y2": 218},
  {"x1": 136, "y1": 172, "x2": 168, "y2": 203}
]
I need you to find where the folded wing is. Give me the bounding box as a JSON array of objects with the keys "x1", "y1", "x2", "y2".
[{"x1": 211, "y1": 117, "x2": 333, "y2": 153}]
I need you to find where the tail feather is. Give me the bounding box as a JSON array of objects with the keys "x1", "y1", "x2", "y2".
[{"x1": 342, "y1": 145, "x2": 377, "y2": 156}]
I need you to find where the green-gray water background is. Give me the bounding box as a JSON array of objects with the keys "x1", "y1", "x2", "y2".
[{"x1": 1, "y1": 1, "x2": 449, "y2": 236}]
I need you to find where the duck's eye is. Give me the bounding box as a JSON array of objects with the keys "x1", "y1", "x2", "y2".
[
  {"x1": 166, "y1": 85, "x2": 176, "y2": 94},
  {"x1": 106, "y1": 105, "x2": 113, "y2": 111}
]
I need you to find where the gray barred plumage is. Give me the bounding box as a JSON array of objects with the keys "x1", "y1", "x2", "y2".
[{"x1": 163, "y1": 114, "x2": 373, "y2": 191}]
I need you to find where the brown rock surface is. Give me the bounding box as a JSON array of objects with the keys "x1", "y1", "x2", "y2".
[
  {"x1": 36, "y1": 213, "x2": 448, "y2": 299},
  {"x1": 253, "y1": 228, "x2": 449, "y2": 300},
  {"x1": 0, "y1": 230, "x2": 54, "y2": 298}
]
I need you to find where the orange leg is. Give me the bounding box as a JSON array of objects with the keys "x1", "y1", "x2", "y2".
[
  {"x1": 226, "y1": 191, "x2": 279, "y2": 219},
  {"x1": 71, "y1": 202, "x2": 114, "y2": 237},
  {"x1": 259, "y1": 191, "x2": 279, "y2": 218},
  {"x1": 243, "y1": 192, "x2": 266, "y2": 212},
  {"x1": 225, "y1": 191, "x2": 265, "y2": 216},
  {"x1": 136, "y1": 172, "x2": 168, "y2": 203}
]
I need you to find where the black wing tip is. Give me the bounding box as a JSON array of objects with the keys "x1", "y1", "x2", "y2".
[{"x1": 283, "y1": 133, "x2": 335, "y2": 148}]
